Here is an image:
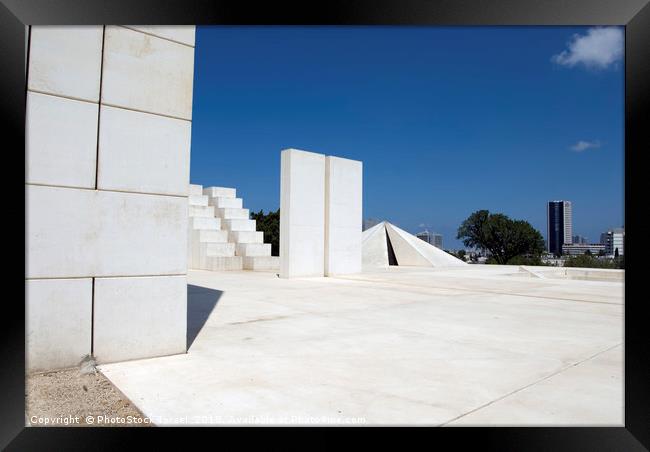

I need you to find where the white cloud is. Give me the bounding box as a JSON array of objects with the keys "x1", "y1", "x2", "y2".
[
  {"x1": 552, "y1": 27, "x2": 623, "y2": 69},
  {"x1": 570, "y1": 140, "x2": 601, "y2": 152}
]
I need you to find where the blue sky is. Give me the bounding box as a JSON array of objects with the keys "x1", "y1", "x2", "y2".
[{"x1": 190, "y1": 26, "x2": 624, "y2": 249}]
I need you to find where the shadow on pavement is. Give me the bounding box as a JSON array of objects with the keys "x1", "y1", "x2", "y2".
[{"x1": 187, "y1": 284, "x2": 223, "y2": 350}]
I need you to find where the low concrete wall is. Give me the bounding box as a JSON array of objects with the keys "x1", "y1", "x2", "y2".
[{"x1": 520, "y1": 266, "x2": 624, "y2": 282}]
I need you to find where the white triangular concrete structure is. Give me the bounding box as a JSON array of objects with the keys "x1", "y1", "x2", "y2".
[
  {"x1": 362, "y1": 222, "x2": 389, "y2": 268},
  {"x1": 362, "y1": 221, "x2": 466, "y2": 268},
  {"x1": 188, "y1": 184, "x2": 279, "y2": 271},
  {"x1": 387, "y1": 223, "x2": 467, "y2": 267}
]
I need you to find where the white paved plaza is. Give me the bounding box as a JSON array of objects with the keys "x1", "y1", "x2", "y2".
[{"x1": 100, "y1": 265, "x2": 623, "y2": 426}]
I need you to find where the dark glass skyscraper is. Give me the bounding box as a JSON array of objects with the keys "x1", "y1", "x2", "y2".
[{"x1": 547, "y1": 201, "x2": 573, "y2": 255}]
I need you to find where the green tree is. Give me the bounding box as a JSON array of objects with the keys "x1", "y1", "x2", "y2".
[
  {"x1": 564, "y1": 254, "x2": 617, "y2": 269},
  {"x1": 505, "y1": 255, "x2": 547, "y2": 266},
  {"x1": 584, "y1": 249, "x2": 592, "y2": 256},
  {"x1": 456, "y1": 250, "x2": 466, "y2": 261},
  {"x1": 250, "y1": 208, "x2": 280, "y2": 256},
  {"x1": 456, "y1": 210, "x2": 545, "y2": 265}
]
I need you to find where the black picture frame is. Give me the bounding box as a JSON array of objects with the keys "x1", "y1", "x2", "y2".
[{"x1": 4, "y1": 0, "x2": 648, "y2": 449}]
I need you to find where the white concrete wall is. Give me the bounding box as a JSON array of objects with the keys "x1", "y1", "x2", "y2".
[
  {"x1": 280, "y1": 149, "x2": 363, "y2": 278},
  {"x1": 25, "y1": 26, "x2": 195, "y2": 371},
  {"x1": 93, "y1": 276, "x2": 187, "y2": 363},
  {"x1": 325, "y1": 156, "x2": 362, "y2": 275},
  {"x1": 28, "y1": 26, "x2": 103, "y2": 102},
  {"x1": 26, "y1": 279, "x2": 92, "y2": 373},
  {"x1": 26, "y1": 186, "x2": 187, "y2": 278},
  {"x1": 279, "y1": 149, "x2": 326, "y2": 278},
  {"x1": 26, "y1": 92, "x2": 99, "y2": 189},
  {"x1": 101, "y1": 26, "x2": 194, "y2": 120},
  {"x1": 97, "y1": 105, "x2": 191, "y2": 196}
]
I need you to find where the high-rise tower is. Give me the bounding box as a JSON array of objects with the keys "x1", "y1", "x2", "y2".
[{"x1": 547, "y1": 200, "x2": 573, "y2": 255}]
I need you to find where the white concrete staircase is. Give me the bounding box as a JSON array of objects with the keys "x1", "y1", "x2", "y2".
[{"x1": 188, "y1": 184, "x2": 279, "y2": 271}]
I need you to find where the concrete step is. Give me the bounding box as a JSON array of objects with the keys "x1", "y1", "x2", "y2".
[
  {"x1": 190, "y1": 242, "x2": 234, "y2": 268},
  {"x1": 229, "y1": 231, "x2": 264, "y2": 244},
  {"x1": 189, "y1": 194, "x2": 208, "y2": 206},
  {"x1": 205, "y1": 256, "x2": 243, "y2": 271},
  {"x1": 236, "y1": 243, "x2": 272, "y2": 257},
  {"x1": 205, "y1": 242, "x2": 235, "y2": 257},
  {"x1": 189, "y1": 205, "x2": 215, "y2": 218},
  {"x1": 243, "y1": 256, "x2": 279, "y2": 271},
  {"x1": 223, "y1": 218, "x2": 256, "y2": 232},
  {"x1": 216, "y1": 207, "x2": 249, "y2": 220},
  {"x1": 203, "y1": 186, "x2": 236, "y2": 199},
  {"x1": 191, "y1": 217, "x2": 221, "y2": 230},
  {"x1": 209, "y1": 197, "x2": 243, "y2": 209},
  {"x1": 190, "y1": 252, "x2": 242, "y2": 271},
  {"x1": 189, "y1": 184, "x2": 203, "y2": 195},
  {"x1": 188, "y1": 235, "x2": 209, "y2": 268},
  {"x1": 192, "y1": 229, "x2": 228, "y2": 243}
]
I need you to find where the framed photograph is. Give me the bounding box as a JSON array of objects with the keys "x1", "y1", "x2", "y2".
[{"x1": 5, "y1": 0, "x2": 648, "y2": 448}]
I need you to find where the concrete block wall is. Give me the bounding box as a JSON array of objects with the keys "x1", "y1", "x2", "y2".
[
  {"x1": 25, "y1": 25, "x2": 196, "y2": 372},
  {"x1": 279, "y1": 149, "x2": 362, "y2": 278}
]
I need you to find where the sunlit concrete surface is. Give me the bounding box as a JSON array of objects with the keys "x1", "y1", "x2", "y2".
[{"x1": 100, "y1": 265, "x2": 623, "y2": 426}]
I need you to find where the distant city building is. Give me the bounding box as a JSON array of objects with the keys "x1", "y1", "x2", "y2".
[
  {"x1": 416, "y1": 230, "x2": 430, "y2": 243},
  {"x1": 562, "y1": 243, "x2": 606, "y2": 256},
  {"x1": 416, "y1": 229, "x2": 443, "y2": 249},
  {"x1": 363, "y1": 218, "x2": 381, "y2": 231},
  {"x1": 547, "y1": 200, "x2": 573, "y2": 255},
  {"x1": 572, "y1": 235, "x2": 588, "y2": 244},
  {"x1": 601, "y1": 227, "x2": 624, "y2": 256}
]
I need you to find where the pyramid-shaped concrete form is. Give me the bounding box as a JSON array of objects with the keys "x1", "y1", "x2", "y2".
[
  {"x1": 362, "y1": 222, "x2": 390, "y2": 268},
  {"x1": 362, "y1": 221, "x2": 467, "y2": 268}
]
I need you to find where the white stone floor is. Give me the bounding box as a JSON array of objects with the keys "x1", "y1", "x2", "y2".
[{"x1": 99, "y1": 265, "x2": 623, "y2": 426}]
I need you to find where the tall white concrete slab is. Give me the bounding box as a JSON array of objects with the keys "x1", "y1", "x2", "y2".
[
  {"x1": 93, "y1": 275, "x2": 187, "y2": 363},
  {"x1": 26, "y1": 278, "x2": 92, "y2": 372},
  {"x1": 101, "y1": 26, "x2": 195, "y2": 120},
  {"x1": 362, "y1": 222, "x2": 389, "y2": 269},
  {"x1": 28, "y1": 26, "x2": 103, "y2": 102},
  {"x1": 26, "y1": 185, "x2": 188, "y2": 278},
  {"x1": 280, "y1": 149, "x2": 326, "y2": 278},
  {"x1": 325, "y1": 156, "x2": 362, "y2": 275},
  {"x1": 97, "y1": 105, "x2": 191, "y2": 196},
  {"x1": 26, "y1": 92, "x2": 98, "y2": 188}
]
